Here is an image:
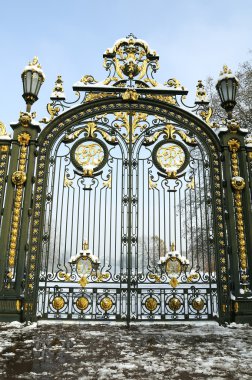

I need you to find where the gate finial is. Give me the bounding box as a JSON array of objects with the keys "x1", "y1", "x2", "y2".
[
  {"x1": 83, "y1": 239, "x2": 89, "y2": 250},
  {"x1": 126, "y1": 33, "x2": 137, "y2": 39}
]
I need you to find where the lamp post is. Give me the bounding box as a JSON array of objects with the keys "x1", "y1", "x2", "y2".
[
  {"x1": 216, "y1": 65, "x2": 239, "y2": 119},
  {"x1": 21, "y1": 57, "x2": 45, "y2": 112}
]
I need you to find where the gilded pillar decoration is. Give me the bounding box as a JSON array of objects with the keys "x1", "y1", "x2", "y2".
[
  {"x1": 228, "y1": 138, "x2": 250, "y2": 292},
  {"x1": 5, "y1": 132, "x2": 30, "y2": 287},
  {"x1": 0, "y1": 146, "x2": 10, "y2": 198}
]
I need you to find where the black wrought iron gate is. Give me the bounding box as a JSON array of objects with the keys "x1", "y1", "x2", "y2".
[
  {"x1": 2, "y1": 34, "x2": 252, "y2": 324},
  {"x1": 36, "y1": 109, "x2": 219, "y2": 322},
  {"x1": 12, "y1": 34, "x2": 247, "y2": 324}
]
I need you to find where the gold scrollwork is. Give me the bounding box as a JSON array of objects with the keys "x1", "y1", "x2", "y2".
[
  {"x1": 176, "y1": 130, "x2": 197, "y2": 145},
  {"x1": 0, "y1": 121, "x2": 11, "y2": 138},
  {"x1": 164, "y1": 124, "x2": 176, "y2": 139},
  {"x1": 103, "y1": 174, "x2": 112, "y2": 189},
  {"x1": 75, "y1": 141, "x2": 104, "y2": 176},
  {"x1": 200, "y1": 108, "x2": 213, "y2": 126},
  {"x1": 122, "y1": 89, "x2": 139, "y2": 101},
  {"x1": 80, "y1": 75, "x2": 98, "y2": 85},
  {"x1": 64, "y1": 174, "x2": 73, "y2": 188},
  {"x1": 164, "y1": 78, "x2": 181, "y2": 88},
  {"x1": 149, "y1": 177, "x2": 157, "y2": 189},
  {"x1": 114, "y1": 111, "x2": 147, "y2": 143},
  {"x1": 157, "y1": 143, "x2": 185, "y2": 178},
  {"x1": 85, "y1": 92, "x2": 116, "y2": 102},
  {"x1": 40, "y1": 103, "x2": 60, "y2": 124},
  {"x1": 146, "y1": 94, "x2": 176, "y2": 105},
  {"x1": 187, "y1": 177, "x2": 195, "y2": 190},
  {"x1": 64, "y1": 129, "x2": 83, "y2": 142},
  {"x1": 85, "y1": 122, "x2": 97, "y2": 137}
]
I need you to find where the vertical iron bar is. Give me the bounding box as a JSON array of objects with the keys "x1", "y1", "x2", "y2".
[{"x1": 127, "y1": 111, "x2": 133, "y2": 327}]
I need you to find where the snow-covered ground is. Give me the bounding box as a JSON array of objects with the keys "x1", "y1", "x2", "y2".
[{"x1": 0, "y1": 321, "x2": 251, "y2": 379}]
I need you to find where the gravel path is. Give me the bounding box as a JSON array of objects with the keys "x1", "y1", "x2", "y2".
[{"x1": 0, "y1": 321, "x2": 251, "y2": 380}]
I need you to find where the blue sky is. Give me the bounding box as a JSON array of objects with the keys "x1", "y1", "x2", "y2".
[{"x1": 0, "y1": 0, "x2": 251, "y2": 130}]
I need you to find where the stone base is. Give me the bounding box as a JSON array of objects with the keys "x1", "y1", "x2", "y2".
[
  {"x1": 231, "y1": 299, "x2": 252, "y2": 325},
  {"x1": 0, "y1": 299, "x2": 23, "y2": 322}
]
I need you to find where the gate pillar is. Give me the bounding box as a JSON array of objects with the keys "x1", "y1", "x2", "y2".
[
  {"x1": 220, "y1": 120, "x2": 252, "y2": 323},
  {"x1": 0, "y1": 113, "x2": 40, "y2": 321}
]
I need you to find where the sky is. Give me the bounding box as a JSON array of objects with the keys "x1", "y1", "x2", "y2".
[{"x1": 0, "y1": 0, "x2": 251, "y2": 131}]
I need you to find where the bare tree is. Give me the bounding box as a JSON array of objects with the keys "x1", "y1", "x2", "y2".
[{"x1": 138, "y1": 235, "x2": 167, "y2": 272}]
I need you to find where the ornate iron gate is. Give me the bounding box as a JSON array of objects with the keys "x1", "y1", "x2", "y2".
[
  {"x1": 1, "y1": 34, "x2": 252, "y2": 324},
  {"x1": 27, "y1": 35, "x2": 229, "y2": 323},
  {"x1": 35, "y1": 107, "x2": 222, "y2": 322}
]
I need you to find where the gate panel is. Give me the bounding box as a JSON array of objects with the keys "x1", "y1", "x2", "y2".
[
  {"x1": 37, "y1": 117, "x2": 128, "y2": 320},
  {"x1": 131, "y1": 115, "x2": 218, "y2": 320},
  {"x1": 25, "y1": 102, "x2": 226, "y2": 323}
]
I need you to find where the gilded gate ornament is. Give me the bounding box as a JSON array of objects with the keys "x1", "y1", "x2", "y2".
[
  {"x1": 52, "y1": 296, "x2": 65, "y2": 311},
  {"x1": 76, "y1": 297, "x2": 89, "y2": 311},
  {"x1": 192, "y1": 296, "x2": 205, "y2": 311},
  {"x1": 51, "y1": 75, "x2": 65, "y2": 99},
  {"x1": 17, "y1": 132, "x2": 31, "y2": 146},
  {"x1": 75, "y1": 141, "x2": 104, "y2": 175},
  {"x1": 100, "y1": 297, "x2": 113, "y2": 312},
  {"x1": 19, "y1": 112, "x2": 36, "y2": 128},
  {"x1": 231, "y1": 176, "x2": 246, "y2": 191},
  {"x1": 168, "y1": 297, "x2": 181, "y2": 312},
  {"x1": 6, "y1": 132, "x2": 30, "y2": 283},
  {"x1": 70, "y1": 137, "x2": 108, "y2": 176},
  {"x1": 228, "y1": 138, "x2": 250, "y2": 291},
  {"x1": 72, "y1": 34, "x2": 187, "y2": 100},
  {"x1": 145, "y1": 297, "x2": 158, "y2": 312},
  {"x1": 195, "y1": 80, "x2": 209, "y2": 103},
  {"x1": 0, "y1": 121, "x2": 11, "y2": 138},
  {"x1": 122, "y1": 89, "x2": 139, "y2": 101},
  {"x1": 227, "y1": 118, "x2": 240, "y2": 134},
  {"x1": 12, "y1": 171, "x2": 26, "y2": 185},
  {"x1": 156, "y1": 143, "x2": 186, "y2": 177}
]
